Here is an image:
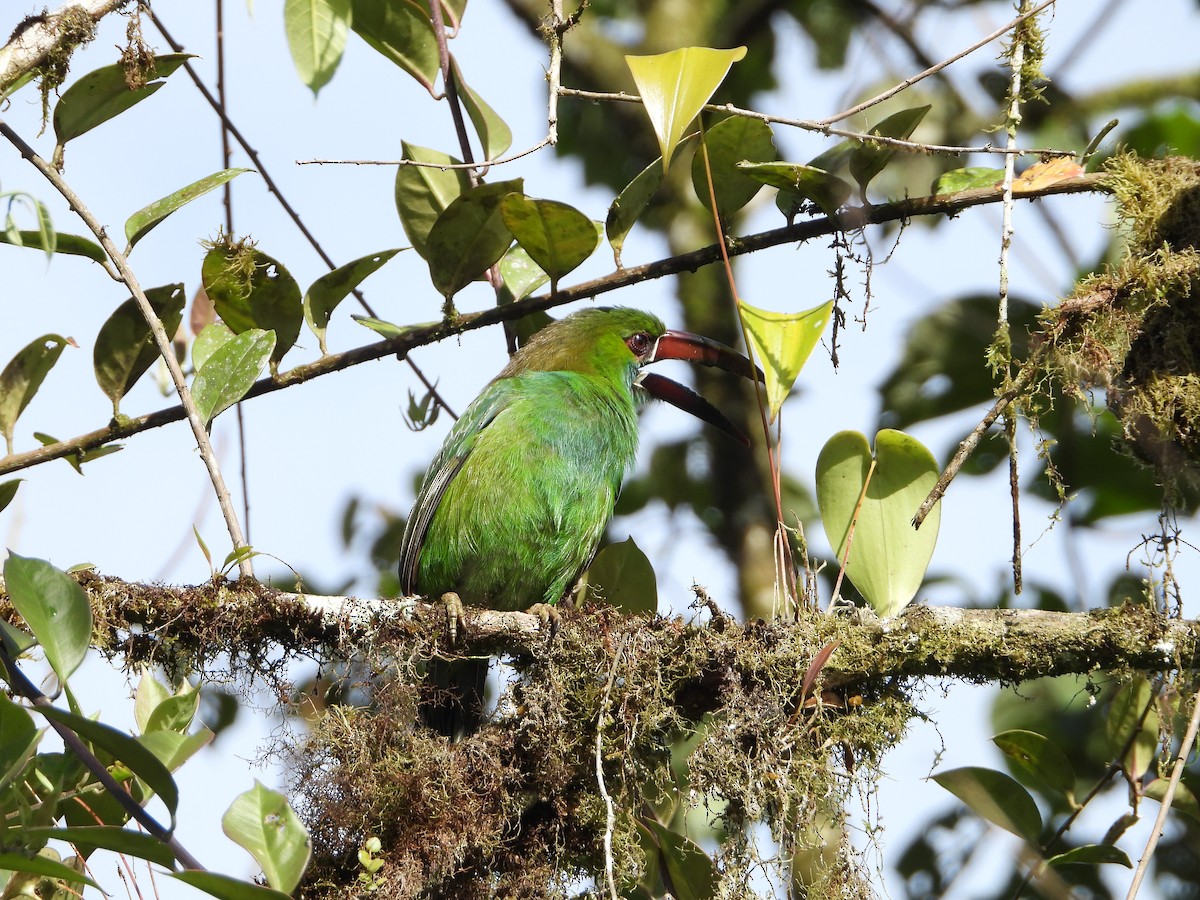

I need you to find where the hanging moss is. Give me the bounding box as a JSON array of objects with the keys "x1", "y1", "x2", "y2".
[{"x1": 1041, "y1": 155, "x2": 1200, "y2": 495}]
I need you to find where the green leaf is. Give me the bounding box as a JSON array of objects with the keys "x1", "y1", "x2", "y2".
[
  {"x1": 606, "y1": 155, "x2": 665, "y2": 267},
  {"x1": 0, "y1": 334, "x2": 69, "y2": 452},
  {"x1": 30, "y1": 432, "x2": 122, "y2": 475},
  {"x1": 580, "y1": 537, "x2": 658, "y2": 615},
  {"x1": 304, "y1": 249, "x2": 404, "y2": 354},
  {"x1": 498, "y1": 243, "x2": 550, "y2": 302},
  {"x1": 1107, "y1": 678, "x2": 1158, "y2": 779},
  {"x1": 692, "y1": 116, "x2": 777, "y2": 220},
  {"x1": 931, "y1": 167, "x2": 1003, "y2": 195},
  {"x1": 192, "y1": 329, "x2": 276, "y2": 425},
  {"x1": 450, "y1": 56, "x2": 512, "y2": 160},
  {"x1": 425, "y1": 179, "x2": 522, "y2": 298},
  {"x1": 52, "y1": 54, "x2": 193, "y2": 149},
  {"x1": 350, "y1": 0, "x2": 439, "y2": 91},
  {"x1": 394, "y1": 143, "x2": 472, "y2": 260},
  {"x1": 930, "y1": 767, "x2": 1042, "y2": 842},
  {"x1": 191, "y1": 323, "x2": 236, "y2": 373},
  {"x1": 847, "y1": 104, "x2": 931, "y2": 194},
  {"x1": 352, "y1": 316, "x2": 422, "y2": 340},
  {"x1": 0, "y1": 479, "x2": 22, "y2": 515},
  {"x1": 222, "y1": 782, "x2": 312, "y2": 893},
  {"x1": 93, "y1": 284, "x2": 186, "y2": 415},
  {"x1": 1046, "y1": 844, "x2": 1132, "y2": 868},
  {"x1": 140, "y1": 728, "x2": 214, "y2": 773},
  {"x1": 0, "y1": 852, "x2": 99, "y2": 890},
  {"x1": 737, "y1": 161, "x2": 852, "y2": 218},
  {"x1": 625, "y1": 46, "x2": 747, "y2": 171},
  {"x1": 143, "y1": 685, "x2": 200, "y2": 735},
  {"x1": 640, "y1": 818, "x2": 716, "y2": 900},
  {"x1": 201, "y1": 245, "x2": 302, "y2": 365},
  {"x1": 125, "y1": 169, "x2": 252, "y2": 250},
  {"x1": 134, "y1": 670, "x2": 172, "y2": 733},
  {"x1": 0, "y1": 693, "x2": 40, "y2": 792},
  {"x1": 2, "y1": 553, "x2": 92, "y2": 682},
  {"x1": 16, "y1": 827, "x2": 176, "y2": 868},
  {"x1": 0, "y1": 230, "x2": 106, "y2": 264},
  {"x1": 285, "y1": 0, "x2": 350, "y2": 95},
  {"x1": 499, "y1": 195, "x2": 597, "y2": 290},
  {"x1": 35, "y1": 704, "x2": 179, "y2": 827},
  {"x1": 172, "y1": 871, "x2": 294, "y2": 900},
  {"x1": 1143, "y1": 777, "x2": 1200, "y2": 824},
  {"x1": 739, "y1": 300, "x2": 832, "y2": 422},
  {"x1": 816, "y1": 429, "x2": 941, "y2": 617},
  {"x1": 992, "y1": 729, "x2": 1077, "y2": 801}
]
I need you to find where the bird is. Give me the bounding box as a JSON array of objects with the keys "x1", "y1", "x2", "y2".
[{"x1": 399, "y1": 306, "x2": 758, "y2": 738}]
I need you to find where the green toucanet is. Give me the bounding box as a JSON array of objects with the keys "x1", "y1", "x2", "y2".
[{"x1": 399, "y1": 306, "x2": 757, "y2": 738}]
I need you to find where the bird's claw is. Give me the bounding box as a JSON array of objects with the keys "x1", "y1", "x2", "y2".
[
  {"x1": 525, "y1": 602, "x2": 562, "y2": 637},
  {"x1": 441, "y1": 591, "x2": 468, "y2": 645}
]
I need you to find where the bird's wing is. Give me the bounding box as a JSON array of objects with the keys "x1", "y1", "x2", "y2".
[{"x1": 398, "y1": 379, "x2": 515, "y2": 595}]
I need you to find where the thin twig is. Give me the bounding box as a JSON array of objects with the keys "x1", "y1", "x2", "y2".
[
  {"x1": 0, "y1": 119, "x2": 253, "y2": 578},
  {"x1": 147, "y1": 9, "x2": 457, "y2": 420},
  {"x1": 817, "y1": 0, "x2": 1060, "y2": 126},
  {"x1": 554, "y1": 88, "x2": 1076, "y2": 158},
  {"x1": 998, "y1": 0, "x2": 1033, "y2": 593},
  {"x1": 596, "y1": 637, "x2": 625, "y2": 900},
  {"x1": 297, "y1": 139, "x2": 552, "y2": 169},
  {"x1": 0, "y1": 644, "x2": 206, "y2": 871},
  {"x1": 0, "y1": 173, "x2": 1114, "y2": 480},
  {"x1": 1126, "y1": 685, "x2": 1200, "y2": 900},
  {"x1": 913, "y1": 363, "x2": 1037, "y2": 529}
]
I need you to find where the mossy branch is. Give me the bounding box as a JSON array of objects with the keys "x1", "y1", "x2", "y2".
[{"x1": 2, "y1": 570, "x2": 1191, "y2": 690}]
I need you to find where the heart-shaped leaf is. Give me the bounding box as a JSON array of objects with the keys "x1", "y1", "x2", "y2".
[
  {"x1": 739, "y1": 300, "x2": 832, "y2": 421},
  {"x1": 816, "y1": 429, "x2": 940, "y2": 617},
  {"x1": 626, "y1": 46, "x2": 746, "y2": 171}
]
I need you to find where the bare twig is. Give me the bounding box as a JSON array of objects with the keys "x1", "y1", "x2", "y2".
[
  {"x1": 1126, "y1": 684, "x2": 1200, "y2": 900},
  {"x1": 0, "y1": 172, "x2": 1115, "y2": 480},
  {"x1": 0, "y1": 119, "x2": 253, "y2": 577},
  {"x1": 817, "y1": 0, "x2": 1060, "y2": 126},
  {"x1": 297, "y1": 139, "x2": 553, "y2": 169},
  {"x1": 913, "y1": 364, "x2": 1037, "y2": 529},
  {"x1": 556, "y1": 88, "x2": 1076, "y2": 158},
  {"x1": 428, "y1": 0, "x2": 475, "y2": 170}
]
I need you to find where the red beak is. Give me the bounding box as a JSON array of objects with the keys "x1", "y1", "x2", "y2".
[{"x1": 636, "y1": 330, "x2": 760, "y2": 446}]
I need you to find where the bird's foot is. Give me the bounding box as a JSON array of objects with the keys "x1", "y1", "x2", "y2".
[
  {"x1": 440, "y1": 591, "x2": 468, "y2": 644},
  {"x1": 525, "y1": 602, "x2": 562, "y2": 637}
]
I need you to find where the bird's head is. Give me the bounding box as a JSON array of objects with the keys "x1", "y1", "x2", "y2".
[{"x1": 501, "y1": 306, "x2": 760, "y2": 445}]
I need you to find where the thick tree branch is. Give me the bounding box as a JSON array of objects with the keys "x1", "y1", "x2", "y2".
[
  {"x1": 0, "y1": 170, "x2": 1116, "y2": 479},
  {"x1": 3, "y1": 572, "x2": 1192, "y2": 692},
  {"x1": 0, "y1": 0, "x2": 131, "y2": 94}
]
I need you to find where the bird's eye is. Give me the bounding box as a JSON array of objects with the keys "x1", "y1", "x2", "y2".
[{"x1": 626, "y1": 332, "x2": 653, "y2": 357}]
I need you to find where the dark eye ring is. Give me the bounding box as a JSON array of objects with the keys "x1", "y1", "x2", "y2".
[{"x1": 626, "y1": 332, "x2": 652, "y2": 357}]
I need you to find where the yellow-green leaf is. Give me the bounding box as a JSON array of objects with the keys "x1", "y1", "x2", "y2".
[
  {"x1": 738, "y1": 299, "x2": 832, "y2": 421},
  {"x1": 626, "y1": 46, "x2": 746, "y2": 171},
  {"x1": 499, "y1": 196, "x2": 597, "y2": 290}
]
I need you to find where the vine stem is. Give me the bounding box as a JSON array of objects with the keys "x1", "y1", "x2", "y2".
[{"x1": 0, "y1": 119, "x2": 254, "y2": 578}]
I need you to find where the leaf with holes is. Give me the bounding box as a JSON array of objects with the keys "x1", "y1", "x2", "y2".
[
  {"x1": 0, "y1": 334, "x2": 70, "y2": 452},
  {"x1": 201, "y1": 245, "x2": 302, "y2": 366},
  {"x1": 125, "y1": 169, "x2": 252, "y2": 250}
]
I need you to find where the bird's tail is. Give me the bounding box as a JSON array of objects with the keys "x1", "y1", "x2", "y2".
[{"x1": 421, "y1": 656, "x2": 489, "y2": 740}]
